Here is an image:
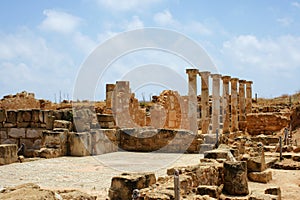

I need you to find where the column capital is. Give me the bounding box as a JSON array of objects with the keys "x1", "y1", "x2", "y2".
[
  {"x1": 186, "y1": 68, "x2": 199, "y2": 75},
  {"x1": 211, "y1": 74, "x2": 222, "y2": 79},
  {"x1": 199, "y1": 71, "x2": 211, "y2": 77},
  {"x1": 230, "y1": 78, "x2": 239, "y2": 83},
  {"x1": 245, "y1": 80, "x2": 253, "y2": 85},
  {"x1": 239, "y1": 79, "x2": 247, "y2": 84},
  {"x1": 222, "y1": 75, "x2": 231, "y2": 82}
]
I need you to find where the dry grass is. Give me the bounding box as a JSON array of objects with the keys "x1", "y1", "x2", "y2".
[{"x1": 256, "y1": 91, "x2": 300, "y2": 106}]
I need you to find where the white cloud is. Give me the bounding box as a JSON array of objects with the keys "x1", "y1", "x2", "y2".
[
  {"x1": 124, "y1": 16, "x2": 144, "y2": 30},
  {"x1": 0, "y1": 28, "x2": 75, "y2": 99},
  {"x1": 292, "y1": 1, "x2": 300, "y2": 8},
  {"x1": 153, "y1": 9, "x2": 176, "y2": 26},
  {"x1": 183, "y1": 21, "x2": 212, "y2": 36},
  {"x1": 222, "y1": 35, "x2": 300, "y2": 70},
  {"x1": 153, "y1": 10, "x2": 212, "y2": 36},
  {"x1": 96, "y1": 0, "x2": 162, "y2": 11},
  {"x1": 39, "y1": 9, "x2": 82, "y2": 34},
  {"x1": 277, "y1": 17, "x2": 293, "y2": 27},
  {"x1": 221, "y1": 35, "x2": 300, "y2": 97},
  {"x1": 73, "y1": 32, "x2": 98, "y2": 55}
]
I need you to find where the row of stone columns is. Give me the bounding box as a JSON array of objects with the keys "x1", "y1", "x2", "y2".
[{"x1": 186, "y1": 69, "x2": 253, "y2": 134}]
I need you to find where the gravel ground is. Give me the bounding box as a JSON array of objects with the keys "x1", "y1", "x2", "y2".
[{"x1": 0, "y1": 152, "x2": 203, "y2": 198}]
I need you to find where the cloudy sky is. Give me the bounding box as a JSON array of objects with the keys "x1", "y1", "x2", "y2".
[{"x1": 1, "y1": 0, "x2": 300, "y2": 101}]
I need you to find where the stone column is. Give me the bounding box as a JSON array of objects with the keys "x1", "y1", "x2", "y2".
[
  {"x1": 245, "y1": 81, "x2": 253, "y2": 114},
  {"x1": 239, "y1": 80, "x2": 246, "y2": 131},
  {"x1": 105, "y1": 84, "x2": 116, "y2": 114},
  {"x1": 230, "y1": 78, "x2": 239, "y2": 132},
  {"x1": 199, "y1": 71, "x2": 211, "y2": 134},
  {"x1": 211, "y1": 74, "x2": 221, "y2": 134},
  {"x1": 222, "y1": 76, "x2": 231, "y2": 134},
  {"x1": 113, "y1": 81, "x2": 131, "y2": 128},
  {"x1": 186, "y1": 69, "x2": 199, "y2": 134}
]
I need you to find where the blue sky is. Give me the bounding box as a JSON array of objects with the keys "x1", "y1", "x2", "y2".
[{"x1": 1, "y1": 0, "x2": 300, "y2": 101}]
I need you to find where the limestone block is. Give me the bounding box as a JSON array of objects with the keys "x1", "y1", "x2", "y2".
[
  {"x1": 265, "y1": 187, "x2": 281, "y2": 199},
  {"x1": 91, "y1": 129, "x2": 118, "y2": 155},
  {"x1": 293, "y1": 155, "x2": 300, "y2": 162},
  {"x1": 38, "y1": 147, "x2": 61, "y2": 158},
  {"x1": 53, "y1": 120, "x2": 72, "y2": 131},
  {"x1": 248, "y1": 169, "x2": 272, "y2": 183},
  {"x1": 204, "y1": 149, "x2": 236, "y2": 161},
  {"x1": 196, "y1": 185, "x2": 222, "y2": 199},
  {"x1": 73, "y1": 117, "x2": 91, "y2": 132},
  {"x1": 223, "y1": 161, "x2": 249, "y2": 196},
  {"x1": 1, "y1": 138, "x2": 17, "y2": 144},
  {"x1": 247, "y1": 155, "x2": 266, "y2": 172},
  {"x1": 6, "y1": 110, "x2": 17, "y2": 123},
  {"x1": 18, "y1": 110, "x2": 32, "y2": 122},
  {"x1": 45, "y1": 115, "x2": 55, "y2": 130},
  {"x1": 69, "y1": 132, "x2": 91, "y2": 156},
  {"x1": 26, "y1": 128, "x2": 43, "y2": 139},
  {"x1": 0, "y1": 144, "x2": 18, "y2": 165},
  {"x1": 41, "y1": 129, "x2": 68, "y2": 156},
  {"x1": 8, "y1": 128, "x2": 25, "y2": 138},
  {"x1": 0, "y1": 130, "x2": 7, "y2": 139},
  {"x1": 31, "y1": 109, "x2": 42, "y2": 123},
  {"x1": 109, "y1": 173, "x2": 156, "y2": 200},
  {"x1": 32, "y1": 139, "x2": 42, "y2": 149},
  {"x1": 52, "y1": 110, "x2": 63, "y2": 120},
  {"x1": 0, "y1": 110, "x2": 6, "y2": 122}
]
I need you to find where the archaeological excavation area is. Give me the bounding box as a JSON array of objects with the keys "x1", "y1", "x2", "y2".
[{"x1": 0, "y1": 69, "x2": 300, "y2": 199}]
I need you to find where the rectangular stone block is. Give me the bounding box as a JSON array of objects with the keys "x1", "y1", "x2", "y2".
[
  {"x1": 3, "y1": 123, "x2": 16, "y2": 128},
  {"x1": 53, "y1": 120, "x2": 72, "y2": 131},
  {"x1": 41, "y1": 129, "x2": 68, "y2": 153},
  {"x1": 1, "y1": 138, "x2": 17, "y2": 145},
  {"x1": 0, "y1": 130, "x2": 7, "y2": 139},
  {"x1": 248, "y1": 169, "x2": 272, "y2": 183},
  {"x1": 69, "y1": 132, "x2": 91, "y2": 156},
  {"x1": 31, "y1": 109, "x2": 41, "y2": 123},
  {"x1": 6, "y1": 110, "x2": 17, "y2": 123},
  {"x1": 91, "y1": 129, "x2": 118, "y2": 155},
  {"x1": 26, "y1": 128, "x2": 43, "y2": 139},
  {"x1": 0, "y1": 144, "x2": 18, "y2": 165},
  {"x1": 17, "y1": 122, "x2": 30, "y2": 128},
  {"x1": 0, "y1": 110, "x2": 6, "y2": 122},
  {"x1": 8, "y1": 128, "x2": 25, "y2": 138}
]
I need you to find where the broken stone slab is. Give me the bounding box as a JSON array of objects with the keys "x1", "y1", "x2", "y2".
[
  {"x1": 246, "y1": 152, "x2": 267, "y2": 172},
  {"x1": 0, "y1": 144, "x2": 18, "y2": 165},
  {"x1": 265, "y1": 187, "x2": 281, "y2": 199},
  {"x1": 109, "y1": 173, "x2": 156, "y2": 200},
  {"x1": 223, "y1": 161, "x2": 249, "y2": 196},
  {"x1": 196, "y1": 185, "x2": 223, "y2": 199},
  {"x1": 204, "y1": 149, "x2": 236, "y2": 162},
  {"x1": 292, "y1": 155, "x2": 300, "y2": 162},
  {"x1": 248, "y1": 169, "x2": 272, "y2": 183},
  {"x1": 38, "y1": 148, "x2": 61, "y2": 158}
]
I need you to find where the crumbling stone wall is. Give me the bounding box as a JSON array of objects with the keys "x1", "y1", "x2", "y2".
[
  {"x1": 0, "y1": 109, "x2": 73, "y2": 156},
  {"x1": 291, "y1": 105, "x2": 300, "y2": 131},
  {"x1": 0, "y1": 91, "x2": 53, "y2": 110},
  {"x1": 118, "y1": 128, "x2": 203, "y2": 153},
  {"x1": 152, "y1": 90, "x2": 190, "y2": 130},
  {"x1": 246, "y1": 113, "x2": 290, "y2": 135}
]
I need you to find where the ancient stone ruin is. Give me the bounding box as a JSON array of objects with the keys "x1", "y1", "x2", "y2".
[{"x1": 1, "y1": 68, "x2": 300, "y2": 199}]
